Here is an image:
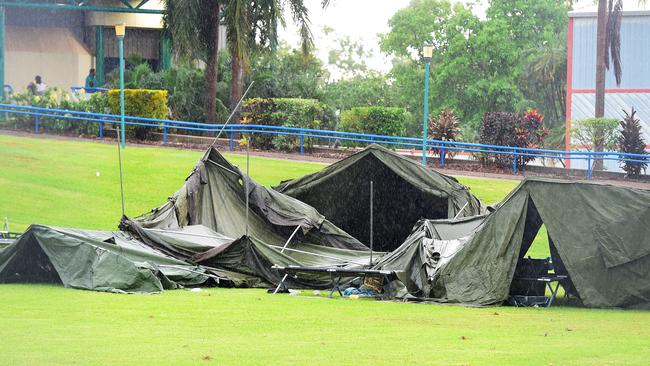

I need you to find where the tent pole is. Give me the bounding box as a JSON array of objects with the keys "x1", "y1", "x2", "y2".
[
  {"x1": 453, "y1": 202, "x2": 469, "y2": 220},
  {"x1": 116, "y1": 125, "x2": 126, "y2": 217},
  {"x1": 208, "y1": 81, "x2": 254, "y2": 149},
  {"x1": 268, "y1": 245, "x2": 368, "y2": 265},
  {"x1": 157, "y1": 265, "x2": 224, "y2": 283},
  {"x1": 280, "y1": 225, "x2": 302, "y2": 253},
  {"x1": 245, "y1": 139, "x2": 250, "y2": 236},
  {"x1": 206, "y1": 159, "x2": 240, "y2": 176},
  {"x1": 273, "y1": 274, "x2": 289, "y2": 294},
  {"x1": 369, "y1": 180, "x2": 373, "y2": 267}
]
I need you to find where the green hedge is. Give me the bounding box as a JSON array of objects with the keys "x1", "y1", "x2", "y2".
[
  {"x1": 338, "y1": 107, "x2": 407, "y2": 146},
  {"x1": 108, "y1": 89, "x2": 168, "y2": 140},
  {"x1": 4, "y1": 88, "x2": 107, "y2": 136},
  {"x1": 242, "y1": 98, "x2": 323, "y2": 151}
]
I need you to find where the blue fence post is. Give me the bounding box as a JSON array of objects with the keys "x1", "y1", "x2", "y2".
[
  {"x1": 587, "y1": 154, "x2": 592, "y2": 179},
  {"x1": 440, "y1": 145, "x2": 445, "y2": 168},
  {"x1": 162, "y1": 121, "x2": 167, "y2": 145},
  {"x1": 229, "y1": 127, "x2": 234, "y2": 151},
  {"x1": 513, "y1": 149, "x2": 517, "y2": 176},
  {"x1": 99, "y1": 116, "x2": 103, "y2": 143},
  {"x1": 34, "y1": 114, "x2": 39, "y2": 134},
  {"x1": 299, "y1": 134, "x2": 305, "y2": 155}
]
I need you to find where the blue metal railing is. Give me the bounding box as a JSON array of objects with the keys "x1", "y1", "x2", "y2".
[
  {"x1": 1, "y1": 103, "x2": 649, "y2": 179},
  {"x1": 70, "y1": 87, "x2": 109, "y2": 94}
]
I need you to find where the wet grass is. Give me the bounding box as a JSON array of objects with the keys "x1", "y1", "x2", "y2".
[
  {"x1": 1, "y1": 134, "x2": 648, "y2": 365},
  {"x1": 0, "y1": 284, "x2": 648, "y2": 366}
]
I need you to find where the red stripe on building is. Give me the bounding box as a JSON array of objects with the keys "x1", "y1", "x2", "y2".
[{"x1": 573, "y1": 88, "x2": 650, "y2": 93}]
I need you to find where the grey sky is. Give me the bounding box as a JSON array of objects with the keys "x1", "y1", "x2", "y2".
[{"x1": 278, "y1": 0, "x2": 647, "y2": 78}]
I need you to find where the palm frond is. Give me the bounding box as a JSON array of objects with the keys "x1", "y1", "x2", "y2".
[{"x1": 605, "y1": 0, "x2": 623, "y2": 86}]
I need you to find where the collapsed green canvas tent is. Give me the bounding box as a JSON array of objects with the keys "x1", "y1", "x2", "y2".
[
  {"x1": 0, "y1": 225, "x2": 219, "y2": 293},
  {"x1": 128, "y1": 147, "x2": 366, "y2": 251},
  {"x1": 274, "y1": 144, "x2": 485, "y2": 251},
  {"x1": 119, "y1": 147, "x2": 374, "y2": 288},
  {"x1": 0, "y1": 148, "x2": 374, "y2": 292},
  {"x1": 376, "y1": 178, "x2": 650, "y2": 309}
]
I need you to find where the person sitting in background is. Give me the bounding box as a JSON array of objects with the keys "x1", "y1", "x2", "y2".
[
  {"x1": 85, "y1": 68, "x2": 97, "y2": 89},
  {"x1": 27, "y1": 75, "x2": 47, "y2": 95}
]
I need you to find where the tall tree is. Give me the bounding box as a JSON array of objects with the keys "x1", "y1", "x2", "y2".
[
  {"x1": 163, "y1": 0, "x2": 222, "y2": 123},
  {"x1": 225, "y1": 0, "x2": 322, "y2": 122},
  {"x1": 595, "y1": 0, "x2": 627, "y2": 118},
  {"x1": 523, "y1": 43, "x2": 567, "y2": 125},
  {"x1": 248, "y1": 45, "x2": 328, "y2": 100}
]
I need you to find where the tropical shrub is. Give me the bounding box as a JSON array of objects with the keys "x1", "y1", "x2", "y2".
[
  {"x1": 428, "y1": 108, "x2": 461, "y2": 158},
  {"x1": 105, "y1": 62, "x2": 229, "y2": 125},
  {"x1": 108, "y1": 89, "x2": 168, "y2": 140},
  {"x1": 478, "y1": 108, "x2": 548, "y2": 168},
  {"x1": 242, "y1": 98, "x2": 324, "y2": 151},
  {"x1": 571, "y1": 117, "x2": 619, "y2": 171},
  {"x1": 618, "y1": 108, "x2": 648, "y2": 177},
  {"x1": 339, "y1": 106, "x2": 407, "y2": 136}
]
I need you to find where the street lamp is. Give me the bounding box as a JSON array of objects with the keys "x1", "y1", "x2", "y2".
[
  {"x1": 422, "y1": 43, "x2": 433, "y2": 166},
  {"x1": 115, "y1": 23, "x2": 126, "y2": 149}
]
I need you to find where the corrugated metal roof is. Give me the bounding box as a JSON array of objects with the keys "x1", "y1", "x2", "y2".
[
  {"x1": 571, "y1": 93, "x2": 650, "y2": 141},
  {"x1": 572, "y1": 16, "x2": 650, "y2": 89},
  {"x1": 570, "y1": 93, "x2": 650, "y2": 172}
]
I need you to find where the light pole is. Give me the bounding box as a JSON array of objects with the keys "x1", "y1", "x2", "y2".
[
  {"x1": 115, "y1": 23, "x2": 126, "y2": 149},
  {"x1": 422, "y1": 44, "x2": 433, "y2": 166}
]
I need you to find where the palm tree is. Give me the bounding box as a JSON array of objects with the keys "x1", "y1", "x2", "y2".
[
  {"x1": 164, "y1": 1, "x2": 328, "y2": 123},
  {"x1": 524, "y1": 43, "x2": 566, "y2": 125},
  {"x1": 595, "y1": 0, "x2": 646, "y2": 117},
  {"x1": 224, "y1": 0, "x2": 321, "y2": 122},
  {"x1": 163, "y1": 0, "x2": 222, "y2": 123},
  {"x1": 595, "y1": 0, "x2": 618, "y2": 117}
]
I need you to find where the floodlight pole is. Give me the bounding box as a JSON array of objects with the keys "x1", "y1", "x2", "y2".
[
  {"x1": 245, "y1": 138, "x2": 250, "y2": 236},
  {"x1": 115, "y1": 24, "x2": 126, "y2": 149},
  {"x1": 0, "y1": 7, "x2": 5, "y2": 101},
  {"x1": 116, "y1": 125, "x2": 126, "y2": 217},
  {"x1": 422, "y1": 44, "x2": 433, "y2": 166},
  {"x1": 369, "y1": 180, "x2": 374, "y2": 266}
]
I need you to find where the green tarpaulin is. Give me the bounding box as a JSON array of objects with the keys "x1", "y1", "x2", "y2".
[
  {"x1": 377, "y1": 178, "x2": 650, "y2": 308},
  {"x1": 0, "y1": 148, "x2": 373, "y2": 292},
  {"x1": 4, "y1": 145, "x2": 650, "y2": 309},
  {"x1": 121, "y1": 147, "x2": 374, "y2": 288},
  {"x1": 128, "y1": 147, "x2": 366, "y2": 251},
  {"x1": 0, "y1": 225, "x2": 216, "y2": 293},
  {"x1": 274, "y1": 144, "x2": 485, "y2": 251}
]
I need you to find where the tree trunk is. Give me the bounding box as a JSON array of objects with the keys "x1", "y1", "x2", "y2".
[
  {"x1": 595, "y1": 0, "x2": 608, "y2": 119},
  {"x1": 229, "y1": 53, "x2": 245, "y2": 123},
  {"x1": 205, "y1": 3, "x2": 221, "y2": 124}
]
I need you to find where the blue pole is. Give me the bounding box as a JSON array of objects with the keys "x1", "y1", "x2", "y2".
[
  {"x1": 0, "y1": 7, "x2": 5, "y2": 101},
  {"x1": 229, "y1": 127, "x2": 234, "y2": 151},
  {"x1": 440, "y1": 146, "x2": 445, "y2": 167},
  {"x1": 99, "y1": 116, "x2": 103, "y2": 142},
  {"x1": 422, "y1": 60, "x2": 430, "y2": 166},
  {"x1": 587, "y1": 155, "x2": 592, "y2": 179},
  {"x1": 299, "y1": 134, "x2": 305, "y2": 155},
  {"x1": 163, "y1": 121, "x2": 167, "y2": 145},
  {"x1": 118, "y1": 35, "x2": 125, "y2": 149},
  {"x1": 34, "y1": 114, "x2": 39, "y2": 133},
  {"x1": 513, "y1": 150, "x2": 517, "y2": 175}
]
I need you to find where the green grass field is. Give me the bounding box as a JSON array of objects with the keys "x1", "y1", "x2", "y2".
[{"x1": 1, "y1": 133, "x2": 648, "y2": 366}]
